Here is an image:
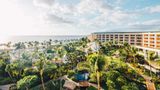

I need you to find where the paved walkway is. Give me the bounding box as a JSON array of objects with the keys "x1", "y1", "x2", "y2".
[
  {"x1": 127, "y1": 63, "x2": 156, "y2": 90},
  {"x1": 63, "y1": 75, "x2": 104, "y2": 90},
  {"x1": 89, "y1": 83, "x2": 104, "y2": 90},
  {"x1": 0, "y1": 84, "x2": 12, "y2": 90},
  {"x1": 146, "y1": 80, "x2": 156, "y2": 90},
  {"x1": 142, "y1": 75, "x2": 156, "y2": 90},
  {"x1": 150, "y1": 61, "x2": 160, "y2": 69},
  {"x1": 140, "y1": 64, "x2": 159, "y2": 74}
]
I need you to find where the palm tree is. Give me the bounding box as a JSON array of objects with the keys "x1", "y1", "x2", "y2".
[
  {"x1": 28, "y1": 42, "x2": 33, "y2": 48},
  {"x1": 87, "y1": 54, "x2": 106, "y2": 90},
  {"x1": 14, "y1": 42, "x2": 26, "y2": 50},
  {"x1": 5, "y1": 64, "x2": 14, "y2": 83},
  {"x1": 35, "y1": 53, "x2": 46, "y2": 90},
  {"x1": 5, "y1": 61, "x2": 25, "y2": 83},
  {"x1": 129, "y1": 47, "x2": 138, "y2": 63},
  {"x1": 146, "y1": 51, "x2": 158, "y2": 77},
  {"x1": 35, "y1": 41, "x2": 40, "y2": 48},
  {"x1": 119, "y1": 48, "x2": 129, "y2": 62},
  {"x1": 119, "y1": 44, "x2": 139, "y2": 63},
  {"x1": 6, "y1": 42, "x2": 11, "y2": 48}
]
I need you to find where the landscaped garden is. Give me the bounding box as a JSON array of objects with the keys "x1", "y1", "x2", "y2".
[{"x1": 0, "y1": 38, "x2": 160, "y2": 90}]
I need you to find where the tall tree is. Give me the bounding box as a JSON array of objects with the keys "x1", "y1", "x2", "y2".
[
  {"x1": 146, "y1": 51, "x2": 159, "y2": 77},
  {"x1": 35, "y1": 53, "x2": 47, "y2": 90},
  {"x1": 129, "y1": 47, "x2": 139, "y2": 63},
  {"x1": 87, "y1": 54, "x2": 106, "y2": 90}
]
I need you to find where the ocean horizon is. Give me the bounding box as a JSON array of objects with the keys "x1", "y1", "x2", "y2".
[{"x1": 0, "y1": 35, "x2": 85, "y2": 44}]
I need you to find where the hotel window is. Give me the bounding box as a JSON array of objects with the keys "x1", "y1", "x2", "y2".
[
  {"x1": 157, "y1": 41, "x2": 160, "y2": 43},
  {"x1": 110, "y1": 36, "x2": 113, "y2": 38},
  {"x1": 98, "y1": 35, "x2": 101, "y2": 38},
  {"x1": 137, "y1": 40, "x2": 141, "y2": 42},
  {"x1": 137, "y1": 37, "x2": 142, "y2": 39},
  {"x1": 157, "y1": 38, "x2": 160, "y2": 40},
  {"x1": 144, "y1": 34, "x2": 148, "y2": 36},
  {"x1": 102, "y1": 35, "x2": 105, "y2": 38},
  {"x1": 157, "y1": 35, "x2": 160, "y2": 38},
  {"x1": 136, "y1": 43, "x2": 141, "y2": 45},
  {"x1": 136, "y1": 34, "x2": 142, "y2": 36}
]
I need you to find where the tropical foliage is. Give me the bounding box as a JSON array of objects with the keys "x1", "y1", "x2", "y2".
[{"x1": 0, "y1": 38, "x2": 159, "y2": 90}]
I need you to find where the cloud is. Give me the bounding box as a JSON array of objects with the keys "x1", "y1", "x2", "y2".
[
  {"x1": 108, "y1": 11, "x2": 134, "y2": 24},
  {"x1": 148, "y1": 5, "x2": 160, "y2": 13},
  {"x1": 33, "y1": 0, "x2": 136, "y2": 28},
  {"x1": 137, "y1": 5, "x2": 160, "y2": 14},
  {"x1": 76, "y1": 0, "x2": 112, "y2": 14},
  {"x1": 33, "y1": 0, "x2": 55, "y2": 8},
  {"x1": 77, "y1": 0, "x2": 134, "y2": 26},
  {"x1": 43, "y1": 13, "x2": 74, "y2": 24},
  {"x1": 127, "y1": 20, "x2": 160, "y2": 30}
]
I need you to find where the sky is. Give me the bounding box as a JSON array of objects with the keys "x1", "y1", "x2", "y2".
[{"x1": 0, "y1": 0, "x2": 160, "y2": 37}]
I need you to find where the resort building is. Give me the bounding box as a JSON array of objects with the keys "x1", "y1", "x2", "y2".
[
  {"x1": 88, "y1": 31, "x2": 160, "y2": 55},
  {"x1": 88, "y1": 31, "x2": 160, "y2": 49}
]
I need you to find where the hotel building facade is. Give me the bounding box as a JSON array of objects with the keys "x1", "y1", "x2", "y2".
[{"x1": 88, "y1": 31, "x2": 160, "y2": 49}]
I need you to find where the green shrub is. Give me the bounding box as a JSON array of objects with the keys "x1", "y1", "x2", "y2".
[
  {"x1": 17, "y1": 75, "x2": 39, "y2": 90},
  {"x1": 31, "y1": 79, "x2": 65, "y2": 90},
  {"x1": 23, "y1": 68, "x2": 38, "y2": 76},
  {"x1": 121, "y1": 83, "x2": 139, "y2": 90},
  {"x1": 106, "y1": 80, "x2": 116, "y2": 90},
  {"x1": 0, "y1": 77, "x2": 12, "y2": 85},
  {"x1": 67, "y1": 70, "x2": 75, "y2": 78},
  {"x1": 89, "y1": 73, "x2": 97, "y2": 83},
  {"x1": 87, "y1": 86, "x2": 97, "y2": 90},
  {"x1": 156, "y1": 83, "x2": 160, "y2": 90}
]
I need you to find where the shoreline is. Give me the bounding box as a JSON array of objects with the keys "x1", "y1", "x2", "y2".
[{"x1": 0, "y1": 35, "x2": 85, "y2": 44}]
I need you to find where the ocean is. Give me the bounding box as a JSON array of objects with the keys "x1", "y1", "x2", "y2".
[{"x1": 0, "y1": 35, "x2": 85, "y2": 44}]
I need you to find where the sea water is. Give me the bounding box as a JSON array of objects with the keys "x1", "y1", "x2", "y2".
[{"x1": 0, "y1": 35, "x2": 85, "y2": 44}]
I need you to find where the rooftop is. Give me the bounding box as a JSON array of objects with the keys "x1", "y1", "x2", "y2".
[{"x1": 92, "y1": 30, "x2": 160, "y2": 34}]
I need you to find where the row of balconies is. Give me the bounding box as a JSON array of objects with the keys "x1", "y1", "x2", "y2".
[
  {"x1": 99, "y1": 37, "x2": 142, "y2": 40},
  {"x1": 98, "y1": 36, "x2": 142, "y2": 38},
  {"x1": 144, "y1": 35, "x2": 160, "y2": 38},
  {"x1": 157, "y1": 38, "x2": 160, "y2": 40},
  {"x1": 143, "y1": 44, "x2": 160, "y2": 48},
  {"x1": 97, "y1": 34, "x2": 160, "y2": 44},
  {"x1": 97, "y1": 34, "x2": 143, "y2": 37},
  {"x1": 100, "y1": 38, "x2": 142, "y2": 42},
  {"x1": 99, "y1": 37, "x2": 158, "y2": 44},
  {"x1": 98, "y1": 33, "x2": 158, "y2": 37}
]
